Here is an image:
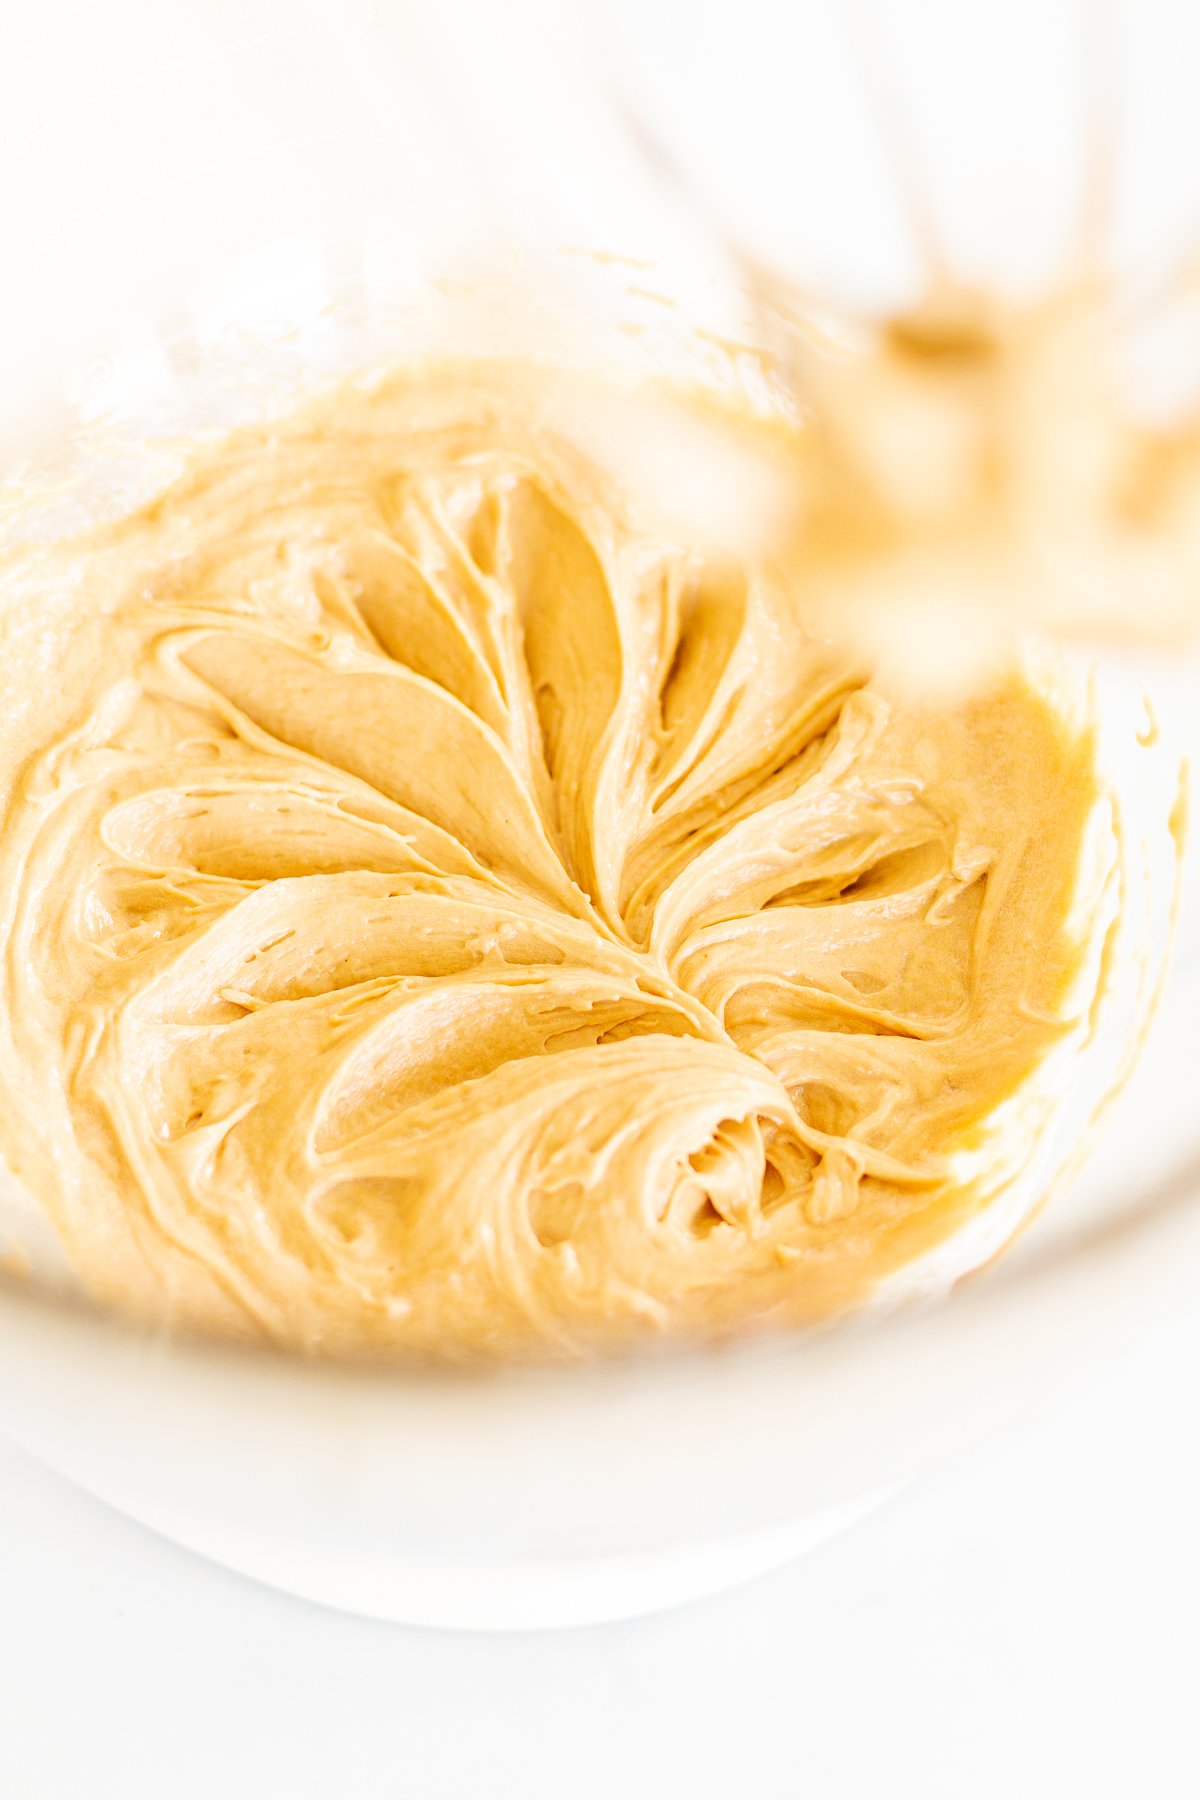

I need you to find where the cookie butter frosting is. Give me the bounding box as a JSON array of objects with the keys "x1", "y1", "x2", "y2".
[{"x1": 0, "y1": 362, "x2": 1100, "y2": 1357}]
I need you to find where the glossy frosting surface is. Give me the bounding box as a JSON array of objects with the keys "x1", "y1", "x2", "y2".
[{"x1": 0, "y1": 364, "x2": 1098, "y2": 1356}]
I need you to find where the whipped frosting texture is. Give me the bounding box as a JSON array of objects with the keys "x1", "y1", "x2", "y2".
[{"x1": 0, "y1": 364, "x2": 1099, "y2": 1356}]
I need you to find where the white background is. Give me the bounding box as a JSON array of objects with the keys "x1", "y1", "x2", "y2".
[{"x1": 3, "y1": 1294, "x2": 1198, "y2": 1799}]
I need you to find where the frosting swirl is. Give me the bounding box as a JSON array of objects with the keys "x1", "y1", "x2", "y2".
[{"x1": 0, "y1": 364, "x2": 1098, "y2": 1356}]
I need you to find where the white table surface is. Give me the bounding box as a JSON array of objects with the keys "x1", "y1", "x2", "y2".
[{"x1": 2, "y1": 1295, "x2": 1197, "y2": 1800}]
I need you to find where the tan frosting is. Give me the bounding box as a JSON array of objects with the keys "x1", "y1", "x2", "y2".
[{"x1": 0, "y1": 362, "x2": 1098, "y2": 1358}]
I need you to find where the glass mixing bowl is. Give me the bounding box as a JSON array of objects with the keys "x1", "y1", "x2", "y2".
[{"x1": 0, "y1": 0, "x2": 1195, "y2": 1626}]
